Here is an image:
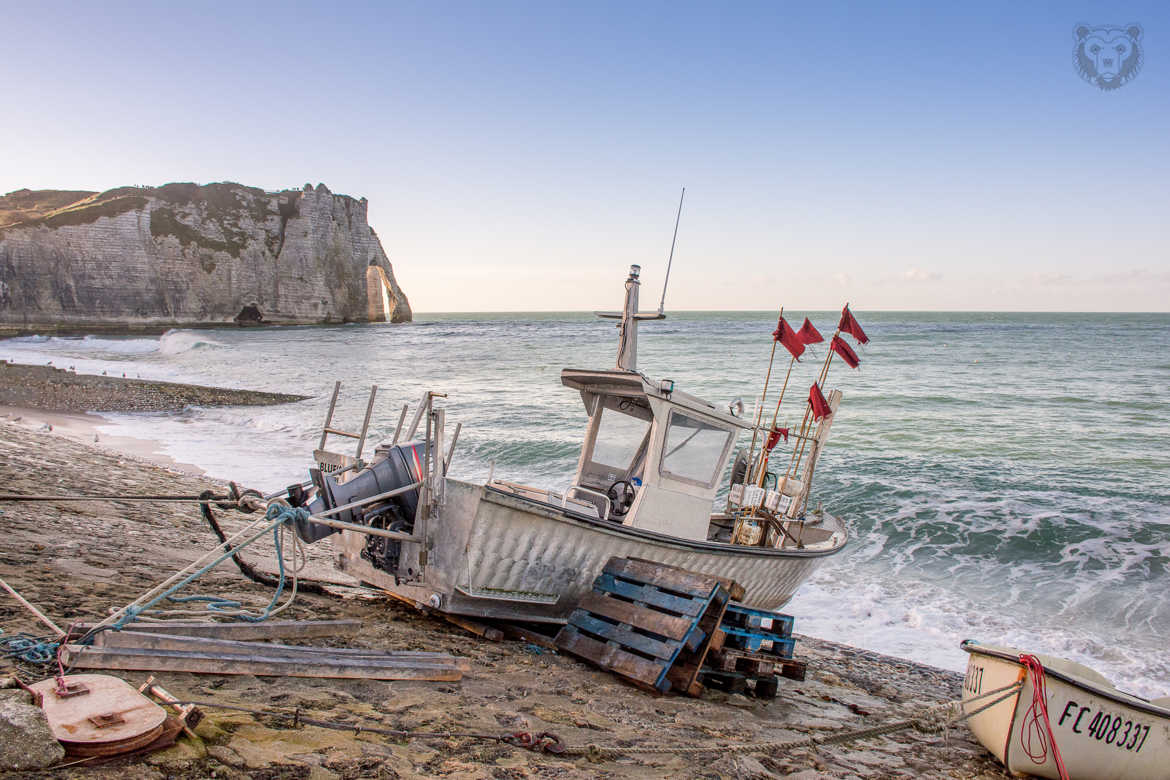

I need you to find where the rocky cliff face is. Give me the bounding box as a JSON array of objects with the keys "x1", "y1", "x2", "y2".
[{"x1": 0, "y1": 182, "x2": 411, "y2": 334}]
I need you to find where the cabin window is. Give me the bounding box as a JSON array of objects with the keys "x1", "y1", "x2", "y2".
[
  {"x1": 590, "y1": 401, "x2": 651, "y2": 473},
  {"x1": 659, "y1": 411, "x2": 733, "y2": 487}
]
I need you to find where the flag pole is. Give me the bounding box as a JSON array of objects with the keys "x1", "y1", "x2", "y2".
[
  {"x1": 786, "y1": 302, "x2": 857, "y2": 492},
  {"x1": 780, "y1": 315, "x2": 843, "y2": 500},
  {"x1": 744, "y1": 307, "x2": 782, "y2": 484},
  {"x1": 751, "y1": 352, "x2": 797, "y2": 491},
  {"x1": 741, "y1": 350, "x2": 798, "y2": 532}
]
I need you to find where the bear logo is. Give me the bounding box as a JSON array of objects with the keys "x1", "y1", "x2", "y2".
[{"x1": 1074, "y1": 24, "x2": 1143, "y2": 90}]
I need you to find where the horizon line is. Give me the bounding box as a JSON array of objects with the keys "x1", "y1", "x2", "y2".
[{"x1": 410, "y1": 308, "x2": 1170, "y2": 315}]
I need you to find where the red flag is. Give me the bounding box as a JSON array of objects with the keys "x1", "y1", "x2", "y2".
[
  {"x1": 796, "y1": 317, "x2": 823, "y2": 345},
  {"x1": 838, "y1": 305, "x2": 869, "y2": 344},
  {"x1": 830, "y1": 334, "x2": 861, "y2": 368},
  {"x1": 765, "y1": 427, "x2": 789, "y2": 451},
  {"x1": 808, "y1": 383, "x2": 831, "y2": 421},
  {"x1": 772, "y1": 315, "x2": 805, "y2": 360}
]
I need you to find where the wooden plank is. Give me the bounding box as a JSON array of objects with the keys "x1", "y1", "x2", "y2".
[
  {"x1": 625, "y1": 557, "x2": 745, "y2": 601},
  {"x1": 595, "y1": 574, "x2": 706, "y2": 617},
  {"x1": 708, "y1": 648, "x2": 777, "y2": 675},
  {"x1": 576, "y1": 591, "x2": 693, "y2": 641},
  {"x1": 74, "y1": 619, "x2": 361, "y2": 641},
  {"x1": 442, "y1": 614, "x2": 503, "y2": 642},
  {"x1": 722, "y1": 605, "x2": 794, "y2": 638},
  {"x1": 63, "y1": 645, "x2": 462, "y2": 681},
  {"x1": 94, "y1": 632, "x2": 470, "y2": 672},
  {"x1": 708, "y1": 628, "x2": 726, "y2": 653},
  {"x1": 719, "y1": 627, "x2": 796, "y2": 658},
  {"x1": 496, "y1": 623, "x2": 559, "y2": 651},
  {"x1": 665, "y1": 591, "x2": 729, "y2": 697},
  {"x1": 554, "y1": 625, "x2": 669, "y2": 692},
  {"x1": 606, "y1": 557, "x2": 722, "y2": 599},
  {"x1": 567, "y1": 611, "x2": 677, "y2": 661}
]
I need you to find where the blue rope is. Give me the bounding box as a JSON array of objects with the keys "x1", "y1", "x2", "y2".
[
  {"x1": 108, "y1": 504, "x2": 306, "y2": 630},
  {"x1": 0, "y1": 628, "x2": 58, "y2": 664},
  {"x1": 165, "y1": 510, "x2": 289, "y2": 622}
]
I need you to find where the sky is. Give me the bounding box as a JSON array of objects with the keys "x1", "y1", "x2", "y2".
[{"x1": 1, "y1": 1, "x2": 1167, "y2": 312}]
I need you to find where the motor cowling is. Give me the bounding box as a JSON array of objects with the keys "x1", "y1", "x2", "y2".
[{"x1": 294, "y1": 442, "x2": 424, "y2": 544}]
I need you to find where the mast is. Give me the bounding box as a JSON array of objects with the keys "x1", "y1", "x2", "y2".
[
  {"x1": 658, "y1": 187, "x2": 685, "y2": 315},
  {"x1": 616, "y1": 265, "x2": 642, "y2": 371}
]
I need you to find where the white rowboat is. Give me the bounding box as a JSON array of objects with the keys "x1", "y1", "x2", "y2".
[{"x1": 960, "y1": 640, "x2": 1170, "y2": 780}]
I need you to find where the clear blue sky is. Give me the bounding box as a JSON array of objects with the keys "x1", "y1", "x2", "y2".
[{"x1": 3, "y1": 1, "x2": 1166, "y2": 311}]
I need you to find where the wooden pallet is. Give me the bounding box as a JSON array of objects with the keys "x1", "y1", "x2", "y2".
[
  {"x1": 706, "y1": 647, "x2": 807, "y2": 681},
  {"x1": 719, "y1": 627, "x2": 796, "y2": 658},
  {"x1": 699, "y1": 669, "x2": 781, "y2": 699},
  {"x1": 716, "y1": 603, "x2": 796, "y2": 658},
  {"x1": 721, "y1": 604, "x2": 794, "y2": 638},
  {"x1": 555, "y1": 557, "x2": 733, "y2": 695}
]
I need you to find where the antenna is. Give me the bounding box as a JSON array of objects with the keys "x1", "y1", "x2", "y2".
[{"x1": 658, "y1": 186, "x2": 685, "y2": 315}]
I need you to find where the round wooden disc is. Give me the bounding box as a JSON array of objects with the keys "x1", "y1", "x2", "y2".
[{"x1": 28, "y1": 674, "x2": 168, "y2": 754}]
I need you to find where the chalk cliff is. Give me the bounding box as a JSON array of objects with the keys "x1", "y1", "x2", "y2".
[{"x1": 0, "y1": 182, "x2": 411, "y2": 334}]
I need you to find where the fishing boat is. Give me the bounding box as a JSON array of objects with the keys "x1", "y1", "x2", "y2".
[
  {"x1": 960, "y1": 640, "x2": 1170, "y2": 780},
  {"x1": 291, "y1": 264, "x2": 850, "y2": 623}
]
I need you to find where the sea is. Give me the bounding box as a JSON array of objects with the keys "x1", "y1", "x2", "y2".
[{"x1": 3, "y1": 311, "x2": 1168, "y2": 698}]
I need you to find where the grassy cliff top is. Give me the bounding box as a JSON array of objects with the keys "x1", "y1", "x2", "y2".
[{"x1": 0, "y1": 182, "x2": 308, "y2": 233}]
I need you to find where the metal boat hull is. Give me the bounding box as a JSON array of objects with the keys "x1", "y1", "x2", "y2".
[{"x1": 336, "y1": 478, "x2": 847, "y2": 622}]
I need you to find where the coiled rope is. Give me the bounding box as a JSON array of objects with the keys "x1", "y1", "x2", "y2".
[
  {"x1": 198, "y1": 487, "x2": 329, "y2": 596},
  {"x1": 76, "y1": 502, "x2": 307, "y2": 641},
  {"x1": 0, "y1": 629, "x2": 58, "y2": 664},
  {"x1": 1018, "y1": 653, "x2": 1070, "y2": 780}
]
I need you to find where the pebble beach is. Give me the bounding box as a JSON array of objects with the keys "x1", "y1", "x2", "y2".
[{"x1": 0, "y1": 369, "x2": 1013, "y2": 778}]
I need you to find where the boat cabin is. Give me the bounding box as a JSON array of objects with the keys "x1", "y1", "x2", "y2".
[{"x1": 560, "y1": 368, "x2": 749, "y2": 540}]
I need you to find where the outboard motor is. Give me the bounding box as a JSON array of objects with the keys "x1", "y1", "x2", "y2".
[{"x1": 294, "y1": 442, "x2": 424, "y2": 575}]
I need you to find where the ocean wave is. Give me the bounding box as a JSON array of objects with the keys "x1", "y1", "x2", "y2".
[
  {"x1": 3, "y1": 330, "x2": 224, "y2": 358},
  {"x1": 157, "y1": 330, "x2": 225, "y2": 355}
]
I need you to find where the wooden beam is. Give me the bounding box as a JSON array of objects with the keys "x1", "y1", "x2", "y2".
[
  {"x1": 63, "y1": 645, "x2": 462, "y2": 681},
  {"x1": 73, "y1": 619, "x2": 361, "y2": 641},
  {"x1": 441, "y1": 614, "x2": 503, "y2": 642},
  {"x1": 95, "y1": 631, "x2": 470, "y2": 672}
]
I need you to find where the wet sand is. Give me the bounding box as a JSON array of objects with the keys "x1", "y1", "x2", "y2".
[{"x1": 0, "y1": 420, "x2": 1012, "y2": 779}]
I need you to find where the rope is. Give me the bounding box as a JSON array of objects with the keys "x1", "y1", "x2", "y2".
[
  {"x1": 153, "y1": 687, "x2": 1026, "y2": 763},
  {"x1": 158, "y1": 700, "x2": 567, "y2": 753},
  {"x1": 0, "y1": 629, "x2": 58, "y2": 664},
  {"x1": 112, "y1": 503, "x2": 305, "y2": 628},
  {"x1": 0, "y1": 493, "x2": 233, "y2": 503},
  {"x1": 83, "y1": 506, "x2": 296, "y2": 640},
  {"x1": 155, "y1": 507, "x2": 297, "y2": 622},
  {"x1": 199, "y1": 489, "x2": 328, "y2": 596},
  {"x1": 1019, "y1": 654, "x2": 1070, "y2": 780}
]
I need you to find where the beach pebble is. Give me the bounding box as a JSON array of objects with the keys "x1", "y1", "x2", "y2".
[{"x1": 0, "y1": 699, "x2": 65, "y2": 771}]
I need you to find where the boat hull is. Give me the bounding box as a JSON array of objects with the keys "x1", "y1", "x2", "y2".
[
  {"x1": 961, "y1": 641, "x2": 1169, "y2": 780},
  {"x1": 336, "y1": 479, "x2": 846, "y2": 622}
]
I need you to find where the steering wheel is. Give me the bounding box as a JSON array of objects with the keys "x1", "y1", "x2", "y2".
[{"x1": 607, "y1": 479, "x2": 637, "y2": 517}]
